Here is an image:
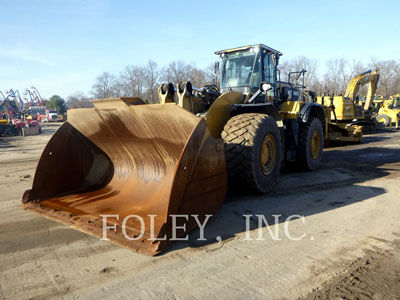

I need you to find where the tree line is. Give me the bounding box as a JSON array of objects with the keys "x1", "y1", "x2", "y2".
[
  {"x1": 67, "y1": 60, "x2": 217, "y2": 108},
  {"x1": 279, "y1": 57, "x2": 400, "y2": 96},
  {"x1": 66, "y1": 56, "x2": 400, "y2": 108}
]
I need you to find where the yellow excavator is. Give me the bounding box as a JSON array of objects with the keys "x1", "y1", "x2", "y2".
[
  {"x1": 22, "y1": 44, "x2": 328, "y2": 255},
  {"x1": 374, "y1": 94, "x2": 400, "y2": 128},
  {"x1": 316, "y1": 69, "x2": 380, "y2": 143}
]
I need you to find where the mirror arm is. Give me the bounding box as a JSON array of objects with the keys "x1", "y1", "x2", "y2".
[{"x1": 248, "y1": 89, "x2": 262, "y2": 103}]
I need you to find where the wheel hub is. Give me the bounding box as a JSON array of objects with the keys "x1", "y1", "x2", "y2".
[
  {"x1": 377, "y1": 117, "x2": 386, "y2": 124},
  {"x1": 260, "y1": 134, "x2": 276, "y2": 175},
  {"x1": 310, "y1": 130, "x2": 321, "y2": 160}
]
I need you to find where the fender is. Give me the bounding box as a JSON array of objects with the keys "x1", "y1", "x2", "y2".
[
  {"x1": 230, "y1": 103, "x2": 283, "y2": 127},
  {"x1": 299, "y1": 103, "x2": 326, "y2": 127}
]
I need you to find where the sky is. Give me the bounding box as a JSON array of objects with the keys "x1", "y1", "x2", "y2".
[{"x1": 0, "y1": 0, "x2": 399, "y2": 99}]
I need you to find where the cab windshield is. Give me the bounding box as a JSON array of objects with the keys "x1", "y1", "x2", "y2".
[
  {"x1": 221, "y1": 49, "x2": 261, "y2": 90},
  {"x1": 391, "y1": 97, "x2": 400, "y2": 108}
]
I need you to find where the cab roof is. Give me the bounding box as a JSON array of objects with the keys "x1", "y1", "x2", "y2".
[{"x1": 215, "y1": 44, "x2": 282, "y2": 56}]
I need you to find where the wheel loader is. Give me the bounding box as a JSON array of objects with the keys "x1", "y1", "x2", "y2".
[
  {"x1": 374, "y1": 94, "x2": 400, "y2": 128},
  {"x1": 316, "y1": 69, "x2": 380, "y2": 143},
  {"x1": 22, "y1": 44, "x2": 327, "y2": 255}
]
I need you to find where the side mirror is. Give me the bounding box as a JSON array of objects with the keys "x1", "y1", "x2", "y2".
[
  {"x1": 214, "y1": 61, "x2": 220, "y2": 74},
  {"x1": 281, "y1": 87, "x2": 289, "y2": 102},
  {"x1": 260, "y1": 82, "x2": 272, "y2": 92}
]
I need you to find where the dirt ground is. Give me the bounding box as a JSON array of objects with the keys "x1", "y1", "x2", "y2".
[
  {"x1": 1, "y1": 123, "x2": 400, "y2": 300},
  {"x1": 299, "y1": 238, "x2": 400, "y2": 300}
]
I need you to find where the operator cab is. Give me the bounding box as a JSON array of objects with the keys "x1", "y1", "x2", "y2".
[
  {"x1": 390, "y1": 96, "x2": 400, "y2": 108},
  {"x1": 216, "y1": 44, "x2": 308, "y2": 103},
  {"x1": 216, "y1": 44, "x2": 281, "y2": 95}
]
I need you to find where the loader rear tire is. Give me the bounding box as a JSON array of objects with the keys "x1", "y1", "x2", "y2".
[
  {"x1": 222, "y1": 113, "x2": 281, "y2": 194},
  {"x1": 296, "y1": 117, "x2": 323, "y2": 171}
]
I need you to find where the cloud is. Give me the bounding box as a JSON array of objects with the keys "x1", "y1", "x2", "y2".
[{"x1": 0, "y1": 46, "x2": 57, "y2": 67}]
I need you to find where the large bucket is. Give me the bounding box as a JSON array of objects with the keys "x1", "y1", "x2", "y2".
[{"x1": 22, "y1": 98, "x2": 227, "y2": 255}]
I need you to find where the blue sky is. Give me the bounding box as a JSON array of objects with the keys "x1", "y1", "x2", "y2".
[{"x1": 1, "y1": 0, "x2": 399, "y2": 99}]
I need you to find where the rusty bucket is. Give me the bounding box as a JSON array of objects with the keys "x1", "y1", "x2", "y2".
[{"x1": 22, "y1": 98, "x2": 227, "y2": 255}]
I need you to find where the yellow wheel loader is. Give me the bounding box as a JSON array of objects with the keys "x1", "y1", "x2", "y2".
[
  {"x1": 316, "y1": 69, "x2": 380, "y2": 143},
  {"x1": 22, "y1": 44, "x2": 327, "y2": 255},
  {"x1": 374, "y1": 95, "x2": 400, "y2": 128}
]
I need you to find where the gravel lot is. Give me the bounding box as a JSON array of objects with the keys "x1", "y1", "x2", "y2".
[{"x1": 1, "y1": 123, "x2": 399, "y2": 299}]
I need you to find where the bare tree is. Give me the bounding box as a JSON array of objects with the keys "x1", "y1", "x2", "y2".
[
  {"x1": 205, "y1": 62, "x2": 220, "y2": 87},
  {"x1": 117, "y1": 61, "x2": 160, "y2": 103},
  {"x1": 161, "y1": 60, "x2": 191, "y2": 84},
  {"x1": 119, "y1": 65, "x2": 147, "y2": 98},
  {"x1": 370, "y1": 58, "x2": 400, "y2": 96},
  {"x1": 188, "y1": 66, "x2": 208, "y2": 87},
  {"x1": 66, "y1": 92, "x2": 93, "y2": 109},
  {"x1": 160, "y1": 60, "x2": 210, "y2": 88},
  {"x1": 91, "y1": 72, "x2": 121, "y2": 99},
  {"x1": 143, "y1": 60, "x2": 159, "y2": 103},
  {"x1": 349, "y1": 59, "x2": 366, "y2": 77},
  {"x1": 278, "y1": 56, "x2": 320, "y2": 92},
  {"x1": 87, "y1": 55, "x2": 400, "y2": 103},
  {"x1": 323, "y1": 58, "x2": 349, "y2": 95}
]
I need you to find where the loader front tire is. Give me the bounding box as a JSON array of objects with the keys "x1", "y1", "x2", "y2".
[
  {"x1": 296, "y1": 117, "x2": 323, "y2": 171},
  {"x1": 222, "y1": 113, "x2": 281, "y2": 194},
  {"x1": 376, "y1": 114, "x2": 390, "y2": 127}
]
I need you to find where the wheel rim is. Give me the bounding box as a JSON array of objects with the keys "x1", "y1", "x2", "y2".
[
  {"x1": 377, "y1": 116, "x2": 386, "y2": 124},
  {"x1": 260, "y1": 134, "x2": 277, "y2": 175},
  {"x1": 310, "y1": 130, "x2": 321, "y2": 160}
]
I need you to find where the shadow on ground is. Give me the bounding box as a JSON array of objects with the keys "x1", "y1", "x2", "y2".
[
  {"x1": 0, "y1": 138, "x2": 16, "y2": 149},
  {"x1": 165, "y1": 146, "x2": 400, "y2": 254}
]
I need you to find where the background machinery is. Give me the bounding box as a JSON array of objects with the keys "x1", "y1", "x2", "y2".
[
  {"x1": 22, "y1": 44, "x2": 327, "y2": 255},
  {"x1": 0, "y1": 90, "x2": 25, "y2": 135},
  {"x1": 0, "y1": 89, "x2": 41, "y2": 136},
  {"x1": 0, "y1": 91, "x2": 13, "y2": 135},
  {"x1": 24, "y1": 86, "x2": 45, "y2": 106},
  {"x1": 24, "y1": 87, "x2": 60, "y2": 122},
  {"x1": 374, "y1": 94, "x2": 400, "y2": 128},
  {"x1": 7, "y1": 89, "x2": 26, "y2": 118},
  {"x1": 24, "y1": 87, "x2": 48, "y2": 121},
  {"x1": 316, "y1": 69, "x2": 380, "y2": 143}
]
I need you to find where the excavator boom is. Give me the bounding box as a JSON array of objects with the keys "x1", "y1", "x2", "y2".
[{"x1": 344, "y1": 69, "x2": 380, "y2": 111}]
